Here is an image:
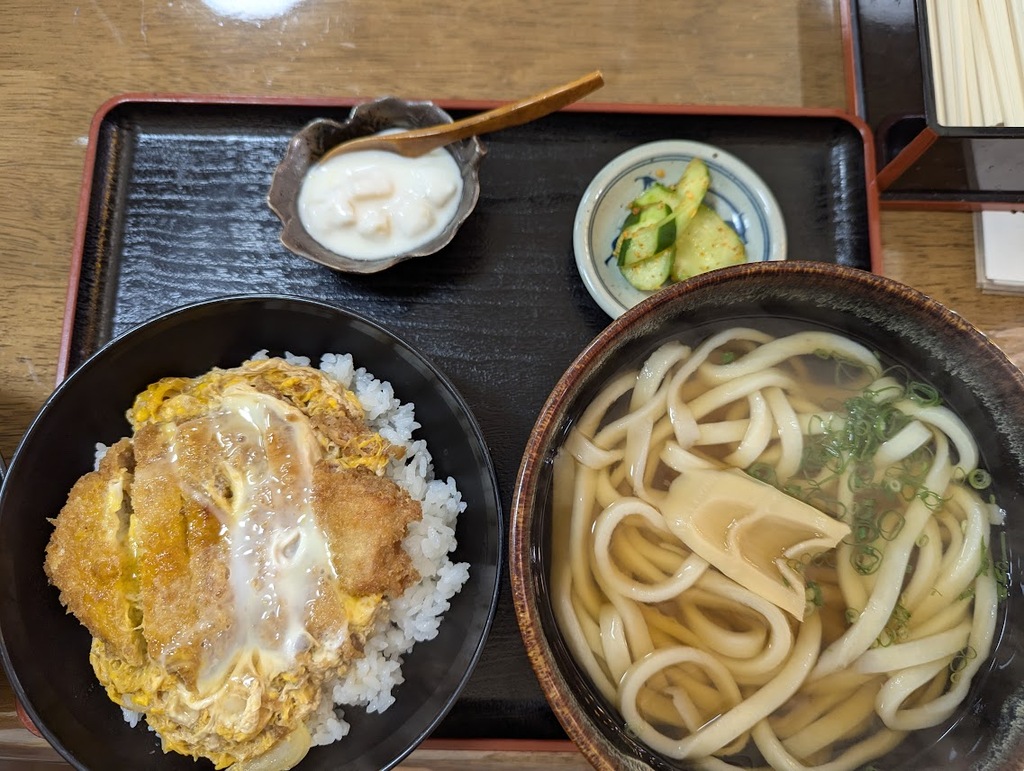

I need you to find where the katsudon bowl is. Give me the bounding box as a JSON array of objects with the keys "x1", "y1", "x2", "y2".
[
  {"x1": 0, "y1": 295, "x2": 503, "y2": 771},
  {"x1": 510, "y1": 262, "x2": 1024, "y2": 770}
]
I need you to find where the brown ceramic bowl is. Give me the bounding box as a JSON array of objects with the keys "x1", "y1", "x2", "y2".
[
  {"x1": 268, "y1": 97, "x2": 485, "y2": 274},
  {"x1": 510, "y1": 261, "x2": 1024, "y2": 770}
]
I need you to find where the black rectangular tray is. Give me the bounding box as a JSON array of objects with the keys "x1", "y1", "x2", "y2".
[
  {"x1": 846, "y1": 0, "x2": 1024, "y2": 205},
  {"x1": 63, "y1": 95, "x2": 877, "y2": 742}
]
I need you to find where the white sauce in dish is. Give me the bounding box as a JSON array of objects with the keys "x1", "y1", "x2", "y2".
[{"x1": 297, "y1": 135, "x2": 463, "y2": 261}]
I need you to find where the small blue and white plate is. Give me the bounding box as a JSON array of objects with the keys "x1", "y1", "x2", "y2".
[{"x1": 573, "y1": 140, "x2": 787, "y2": 318}]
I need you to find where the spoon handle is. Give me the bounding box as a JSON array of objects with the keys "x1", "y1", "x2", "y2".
[{"x1": 323, "y1": 70, "x2": 605, "y2": 160}]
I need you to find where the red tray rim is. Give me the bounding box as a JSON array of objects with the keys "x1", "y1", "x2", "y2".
[{"x1": 29, "y1": 91, "x2": 884, "y2": 755}]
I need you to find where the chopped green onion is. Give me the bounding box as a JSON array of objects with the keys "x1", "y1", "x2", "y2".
[
  {"x1": 852, "y1": 545, "x2": 883, "y2": 575},
  {"x1": 853, "y1": 519, "x2": 880, "y2": 544},
  {"x1": 917, "y1": 489, "x2": 946, "y2": 511},
  {"x1": 785, "y1": 557, "x2": 807, "y2": 575},
  {"x1": 748, "y1": 357, "x2": 1004, "y2": 593},
  {"x1": 949, "y1": 645, "x2": 977, "y2": 683},
  {"x1": 907, "y1": 382, "x2": 940, "y2": 406},
  {"x1": 877, "y1": 509, "x2": 905, "y2": 541},
  {"x1": 811, "y1": 549, "x2": 837, "y2": 569},
  {"x1": 957, "y1": 585, "x2": 976, "y2": 601},
  {"x1": 873, "y1": 602, "x2": 911, "y2": 648},
  {"x1": 968, "y1": 468, "x2": 992, "y2": 490},
  {"x1": 806, "y1": 581, "x2": 823, "y2": 608},
  {"x1": 746, "y1": 462, "x2": 777, "y2": 485}
]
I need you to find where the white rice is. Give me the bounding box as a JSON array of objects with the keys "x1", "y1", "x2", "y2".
[{"x1": 118, "y1": 351, "x2": 471, "y2": 748}]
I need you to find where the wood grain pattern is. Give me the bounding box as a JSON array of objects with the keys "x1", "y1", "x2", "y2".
[
  {"x1": 881, "y1": 209, "x2": 1024, "y2": 366},
  {"x1": 0, "y1": 0, "x2": 1012, "y2": 768}
]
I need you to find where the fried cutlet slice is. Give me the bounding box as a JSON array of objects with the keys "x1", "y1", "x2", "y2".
[
  {"x1": 312, "y1": 464, "x2": 422, "y2": 598},
  {"x1": 44, "y1": 439, "x2": 145, "y2": 666},
  {"x1": 130, "y1": 422, "x2": 234, "y2": 687}
]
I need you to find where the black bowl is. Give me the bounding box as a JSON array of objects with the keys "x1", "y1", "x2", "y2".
[
  {"x1": 0, "y1": 295, "x2": 503, "y2": 770},
  {"x1": 511, "y1": 262, "x2": 1024, "y2": 771}
]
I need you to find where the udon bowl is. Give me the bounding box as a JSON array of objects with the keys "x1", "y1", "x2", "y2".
[
  {"x1": 510, "y1": 261, "x2": 1024, "y2": 770},
  {"x1": 0, "y1": 295, "x2": 503, "y2": 770}
]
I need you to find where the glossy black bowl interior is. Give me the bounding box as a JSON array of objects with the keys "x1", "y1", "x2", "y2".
[
  {"x1": 512, "y1": 262, "x2": 1024, "y2": 771},
  {"x1": 0, "y1": 295, "x2": 503, "y2": 770}
]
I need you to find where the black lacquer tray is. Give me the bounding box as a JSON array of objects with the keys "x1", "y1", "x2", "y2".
[
  {"x1": 845, "y1": 0, "x2": 1024, "y2": 205},
  {"x1": 59, "y1": 95, "x2": 879, "y2": 743}
]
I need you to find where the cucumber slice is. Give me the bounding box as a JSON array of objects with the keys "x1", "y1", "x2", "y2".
[
  {"x1": 616, "y1": 213, "x2": 677, "y2": 267},
  {"x1": 620, "y1": 248, "x2": 672, "y2": 290},
  {"x1": 611, "y1": 157, "x2": 718, "y2": 289},
  {"x1": 621, "y1": 201, "x2": 671, "y2": 231},
  {"x1": 670, "y1": 158, "x2": 711, "y2": 232},
  {"x1": 631, "y1": 182, "x2": 683, "y2": 210},
  {"x1": 671, "y1": 204, "x2": 747, "y2": 282}
]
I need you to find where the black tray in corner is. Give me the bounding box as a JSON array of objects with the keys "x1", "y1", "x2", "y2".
[{"x1": 64, "y1": 96, "x2": 876, "y2": 742}]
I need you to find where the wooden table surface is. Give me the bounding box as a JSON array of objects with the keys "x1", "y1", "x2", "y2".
[{"x1": 1, "y1": 0, "x2": 1022, "y2": 768}]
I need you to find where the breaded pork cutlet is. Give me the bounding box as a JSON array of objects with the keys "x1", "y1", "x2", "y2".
[
  {"x1": 44, "y1": 357, "x2": 426, "y2": 770},
  {"x1": 44, "y1": 438, "x2": 143, "y2": 666},
  {"x1": 312, "y1": 464, "x2": 422, "y2": 598},
  {"x1": 128, "y1": 421, "x2": 235, "y2": 686}
]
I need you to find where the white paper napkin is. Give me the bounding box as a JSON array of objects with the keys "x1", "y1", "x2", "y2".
[{"x1": 975, "y1": 210, "x2": 1024, "y2": 294}]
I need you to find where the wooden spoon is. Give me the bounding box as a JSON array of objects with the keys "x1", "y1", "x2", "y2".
[{"x1": 321, "y1": 70, "x2": 604, "y2": 161}]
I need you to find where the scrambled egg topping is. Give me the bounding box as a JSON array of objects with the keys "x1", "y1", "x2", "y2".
[{"x1": 44, "y1": 358, "x2": 423, "y2": 770}]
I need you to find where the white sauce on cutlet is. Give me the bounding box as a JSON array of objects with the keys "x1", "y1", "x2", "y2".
[{"x1": 169, "y1": 389, "x2": 339, "y2": 682}]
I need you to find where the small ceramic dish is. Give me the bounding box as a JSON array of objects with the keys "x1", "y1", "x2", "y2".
[
  {"x1": 268, "y1": 97, "x2": 485, "y2": 274},
  {"x1": 573, "y1": 139, "x2": 786, "y2": 318}
]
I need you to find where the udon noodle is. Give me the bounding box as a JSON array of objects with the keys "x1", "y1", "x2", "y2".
[{"x1": 551, "y1": 327, "x2": 1004, "y2": 770}]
